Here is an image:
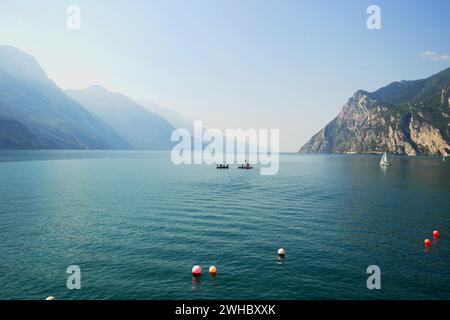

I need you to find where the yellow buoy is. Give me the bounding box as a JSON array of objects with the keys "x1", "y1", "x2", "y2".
[{"x1": 209, "y1": 266, "x2": 217, "y2": 274}]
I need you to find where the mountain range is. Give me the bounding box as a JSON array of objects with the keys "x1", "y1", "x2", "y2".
[
  {"x1": 2, "y1": 45, "x2": 450, "y2": 155},
  {"x1": 0, "y1": 45, "x2": 177, "y2": 150},
  {"x1": 66, "y1": 86, "x2": 175, "y2": 150},
  {"x1": 299, "y1": 68, "x2": 450, "y2": 156},
  {"x1": 135, "y1": 99, "x2": 194, "y2": 134},
  {"x1": 0, "y1": 45, "x2": 132, "y2": 149}
]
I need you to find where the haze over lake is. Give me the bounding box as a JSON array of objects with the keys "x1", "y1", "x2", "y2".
[{"x1": 0, "y1": 151, "x2": 449, "y2": 299}]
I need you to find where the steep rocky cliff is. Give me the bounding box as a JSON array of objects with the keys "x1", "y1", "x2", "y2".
[{"x1": 299, "y1": 68, "x2": 450, "y2": 156}]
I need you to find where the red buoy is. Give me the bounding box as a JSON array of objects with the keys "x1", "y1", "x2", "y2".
[
  {"x1": 433, "y1": 230, "x2": 440, "y2": 238},
  {"x1": 192, "y1": 265, "x2": 202, "y2": 276},
  {"x1": 424, "y1": 239, "x2": 431, "y2": 247}
]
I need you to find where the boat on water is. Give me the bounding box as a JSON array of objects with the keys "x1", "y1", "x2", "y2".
[
  {"x1": 238, "y1": 165, "x2": 253, "y2": 169},
  {"x1": 216, "y1": 164, "x2": 229, "y2": 169},
  {"x1": 379, "y1": 151, "x2": 391, "y2": 166},
  {"x1": 238, "y1": 161, "x2": 253, "y2": 169}
]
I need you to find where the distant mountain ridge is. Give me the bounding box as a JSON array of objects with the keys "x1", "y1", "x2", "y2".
[
  {"x1": 66, "y1": 86, "x2": 176, "y2": 150},
  {"x1": 0, "y1": 45, "x2": 181, "y2": 150},
  {"x1": 300, "y1": 68, "x2": 450, "y2": 156},
  {"x1": 135, "y1": 99, "x2": 194, "y2": 133},
  {"x1": 0, "y1": 45, "x2": 131, "y2": 149},
  {"x1": 0, "y1": 45, "x2": 49, "y2": 84}
]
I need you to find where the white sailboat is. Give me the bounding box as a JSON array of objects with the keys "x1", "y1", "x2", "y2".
[{"x1": 380, "y1": 151, "x2": 391, "y2": 166}]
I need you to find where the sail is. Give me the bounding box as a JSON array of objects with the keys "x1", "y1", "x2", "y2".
[{"x1": 380, "y1": 151, "x2": 390, "y2": 165}]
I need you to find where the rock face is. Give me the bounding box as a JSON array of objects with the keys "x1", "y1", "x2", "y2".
[{"x1": 300, "y1": 68, "x2": 450, "y2": 156}]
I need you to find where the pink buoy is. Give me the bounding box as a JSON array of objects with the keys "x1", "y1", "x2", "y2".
[{"x1": 192, "y1": 265, "x2": 202, "y2": 275}]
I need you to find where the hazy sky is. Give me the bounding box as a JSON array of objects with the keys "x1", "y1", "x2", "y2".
[{"x1": 0, "y1": 0, "x2": 449, "y2": 151}]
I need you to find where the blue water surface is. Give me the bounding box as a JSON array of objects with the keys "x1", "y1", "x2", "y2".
[{"x1": 0, "y1": 151, "x2": 449, "y2": 299}]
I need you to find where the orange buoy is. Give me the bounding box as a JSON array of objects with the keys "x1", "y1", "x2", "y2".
[
  {"x1": 433, "y1": 230, "x2": 440, "y2": 238},
  {"x1": 209, "y1": 266, "x2": 217, "y2": 275},
  {"x1": 424, "y1": 239, "x2": 431, "y2": 247},
  {"x1": 192, "y1": 265, "x2": 202, "y2": 276}
]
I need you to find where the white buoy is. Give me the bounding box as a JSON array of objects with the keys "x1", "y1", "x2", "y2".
[
  {"x1": 45, "y1": 296, "x2": 56, "y2": 300},
  {"x1": 278, "y1": 248, "x2": 286, "y2": 256}
]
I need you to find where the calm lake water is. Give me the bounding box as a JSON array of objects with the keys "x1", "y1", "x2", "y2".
[{"x1": 0, "y1": 151, "x2": 449, "y2": 300}]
